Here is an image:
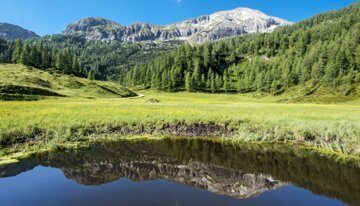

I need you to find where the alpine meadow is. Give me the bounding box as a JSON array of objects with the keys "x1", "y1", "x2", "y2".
[{"x1": 0, "y1": 1, "x2": 360, "y2": 206}]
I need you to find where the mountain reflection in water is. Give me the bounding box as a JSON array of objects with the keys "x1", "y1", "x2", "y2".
[{"x1": 1, "y1": 138, "x2": 359, "y2": 205}]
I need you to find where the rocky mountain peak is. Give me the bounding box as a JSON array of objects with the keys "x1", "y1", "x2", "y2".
[
  {"x1": 63, "y1": 17, "x2": 123, "y2": 35},
  {"x1": 62, "y1": 8, "x2": 292, "y2": 43},
  {"x1": 220, "y1": 7, "x2": 272, "y2": 19}
]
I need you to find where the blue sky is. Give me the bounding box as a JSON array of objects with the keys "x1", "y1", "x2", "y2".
[{"x1": 0, "y1": 0, "x2": 357, "y2": 35}]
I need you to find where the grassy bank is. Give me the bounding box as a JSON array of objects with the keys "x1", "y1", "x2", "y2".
[
  {"x1": 0, "y1": 64, "x2": 136, "y2": 100},
  {"x1": 1, "y1": 91, "x2": 360, "y2": 158}
]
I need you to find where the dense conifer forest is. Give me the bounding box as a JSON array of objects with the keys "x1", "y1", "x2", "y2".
[
  {"x1": 0, "y1": 38, "x2": 84, "y2": 76},
  {"x1": 0, "y1": 36, "x2": 181, "y2": 81}
]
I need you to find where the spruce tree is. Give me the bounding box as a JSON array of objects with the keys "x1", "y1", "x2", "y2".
[
  {"x1": 193, "y1": 59, "x2": 201, "y2": 88},
  {"x1": 88, "y1": 70, "x2": 95, "y2": 80},
  {"x1": 41, "y1": 46, "x2": 51, "y2": 69},
  {"x1": 355, "y1": 46, "x2": 360, "y2": 69},
  {"x1": 11, "y1": 39, "x2": 23, "y2": 63},
  {"x1": 210, "y1": 73, "x2": 216, "y2": 93},
  {"x1": 215, "y1": 74, "x2": 222, "y2": 91},
  {"x1": 200, "y1": 74, "x2": 206, "y2": 89},
  {"x1": 55, "y1": 51, "x2": 65, "y2": 70},
  {"x1": 185, "y1": 72, "x2": 193, "y2": 92},
  {"x1": 20, "y1": 45, "x2": 32, "y2": 65},
  {"x1": 72, "y1": 56, "x2": 80, "y2": 74},
  {"x1": 223, "y1": 70, "x2": 230, "y2": 93}
]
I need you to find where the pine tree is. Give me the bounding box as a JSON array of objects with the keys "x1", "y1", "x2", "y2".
[
  {"x1": 215, "y1": 74, "x2": 222, "y2": 91},
  {"x1": 20, "y1": 45, "x2": 32, "y2": 65},
  {"x1": 55, "y1": 51, "x2": 65, "y2": 70},
  {"x1": 200, "y1": 74, "x2": 206, "y2": 89},
  {"x1": 185, "y1": 72, "x2": 193, "y2": 92},
  {"x1": 145, "y1": 69, "x2": 151, "y2": 88},
  {"x1": 355, "y1": 46, "x2": 360, "y2": 70},
  {"x1": 311, "y1": 58, "x2": 325, "y2": 83},
  {"x1": 29, "y1": 46, "x2": 41, "y2": 68},
  {"x1": 40, "y1": 46, "x2": 51, "y2": 69},
  {"x1": 323, "y1": 61, "x2": 337, "y2": 85},
  {"x1": 162, "y1": 71, "x2": 171, "y2": 91},
  {"x1": 88, "y1": 70, "x2": 95, "y2": 80},
  {"x1": 62, "y1": 48, "x2": 73, "y2": 74},
  {"x1": 193, "y1": 59, "x2": 201, "y2": 88},
  {"x1": 12, "y1": 39, "x2": 23, "y2": 63},
  {"x1": 223, "y1": 70, "x2": 230, "y2": 93},
  {"x1": 210, "y1": 72, "x2": 216, "y2": 93},
  {"x1": 203, "y1": 44, "x2": 212, "y2": 68},
  {"x1": 0, "y1": 39, "x2": 10, "y2": 63},
  {"x1": 72, "y1": 56, "x2": 80, "y2": 74},
  {"x1": 206, "y1": 77, "x2": 211, "y2": 89},
  {"x1": 51, "y1": 47, "x2": 57, "y2": 68},
  {"x1": 150, "y1": 73, "x2": 157, "y2": 89},
  {"x1": 155, "y1": 73, "x2": 162, "y2": 90},
  {"x1": 237, "y1": 78, "x2": 244, "y2": 93}
]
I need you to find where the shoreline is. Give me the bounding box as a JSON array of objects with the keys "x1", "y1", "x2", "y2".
[{"x1": 1, "y1": 132, "x2": 359, "y2": 166}]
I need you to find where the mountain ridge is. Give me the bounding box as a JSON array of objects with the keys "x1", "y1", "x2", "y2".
[
  {"x1": 63, "y1": 7, "x2": 292, "y2": 43},
  {"x1": 0, "y1": 23, "x2": 39, "y2": 40}
]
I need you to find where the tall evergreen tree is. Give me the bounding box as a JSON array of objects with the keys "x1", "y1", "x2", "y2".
[
  {"x1": 20, "y1": 45, "x2": 32, "y2": 65},
  {"x1": 223, "y1": 70, "x2": 230, "y2": 93},
  {"x1": 12, "y1": 39, "x2": 23, "y2": 63},
  {"x1": 185, "y1": 72, "x2": 193, "y2": 92},
  {"x1": 88, "y1": 70, "x2": 95, "y2": 80}
]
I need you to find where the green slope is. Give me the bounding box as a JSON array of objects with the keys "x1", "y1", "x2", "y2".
[{"x1": 0, "y1": 64, "x2": 137, "y2": 100}]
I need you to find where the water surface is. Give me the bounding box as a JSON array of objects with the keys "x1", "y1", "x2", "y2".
[{"x1": 0, "y1": 138, "x2": 359, "y2": 206}]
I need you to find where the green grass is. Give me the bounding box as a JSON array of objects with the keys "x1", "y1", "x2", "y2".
[
  {"x1": 0, "y1": 90, "x2": 359, "y2": 158},
  {"x1": 0, "y1": 64, "x2": 136, "y2": 100},
  {"x1": 0, "y1": 64, "x2": 359, "y2": 158}
]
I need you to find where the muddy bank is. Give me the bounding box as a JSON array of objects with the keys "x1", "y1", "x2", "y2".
[
  {"x1": 0, "y1": 121, "x2": 236, "y2": 147},
  {"x1": 1, "y1": 121, "x2": 359, "y2": 158},
  {"x1": 69, "y1": 121, "x2": 238, "y2": 137}
]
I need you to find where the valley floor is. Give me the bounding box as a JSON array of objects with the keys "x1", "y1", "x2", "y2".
[{"x1": 1, "y1": 91, "x2": 360, "y2": 162}]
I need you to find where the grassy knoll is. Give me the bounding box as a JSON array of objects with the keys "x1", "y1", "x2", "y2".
[
  {"x1": 0, "y1": 64, "x2": 136, "y2": 100},
  {"x1": 0, "y1": 90, "x2": 359, "y2": 160}
]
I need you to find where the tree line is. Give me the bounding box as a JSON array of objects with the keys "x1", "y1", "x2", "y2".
[
  {"x1": 123, "y1": 2, "x2": 360, "y2": 93},
  {"x1": 26, "y1": 35, "x2": 181, "y2": 81},
  {"x1": 1, "y1": 34, "x2": 178, "y2": 81},
  {"x1": 0, "y1": 39, "x2": 84, "y2": 76}
]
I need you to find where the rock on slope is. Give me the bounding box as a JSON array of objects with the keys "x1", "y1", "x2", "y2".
[{"x1": 63, "y1": 8, "x2": 292, "y2": 43}]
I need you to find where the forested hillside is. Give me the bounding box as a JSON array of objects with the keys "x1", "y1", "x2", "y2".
[
  {"x1": 27, "y1": 35, "x2": 182, "y2": 81},
  {"x1": 123, "y1": 2, "x2": 360, "y2": 95},
  {"x1": 0, "y1": 38, "x2": 83, "y2": 77},
  {"x1": 0, "y1": 35, "x2": 181, "y2": 81}
]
